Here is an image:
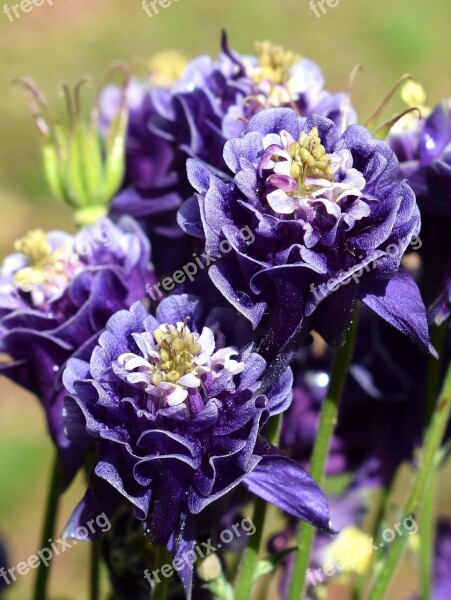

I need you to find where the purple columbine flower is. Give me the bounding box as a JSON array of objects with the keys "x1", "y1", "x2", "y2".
[
  {"x1": 180, "y1": 107, "x2": 432, "y2": 366},
  {"x1": 152, "y1": 35, "x2": 355, "y2": 175},
  {"x1": 388, "y1": 91, "x2": 451, "y2": 314},
  {"x1": 220, "y1": 38, "x2": 356, "y2": 138},
  {"x1": 113, "y1": 36, "x2": 355, "y2": 233},
  {"x1": 387, "y1": 83, "x2": 451, "y2": 206},
  {"x1": 0, "y1": 217, "x2": 155, "y2": 485},
  {"x1": 408, "y1": 100, "x2": 451, "y2": 214},
  {"x1": 62, "y1": 294, "x2": 332, "y2": 597}
]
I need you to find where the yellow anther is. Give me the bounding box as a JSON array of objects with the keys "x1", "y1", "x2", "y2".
[
  {"x1": 150, "y1": 51, "x2": 188, "y2": 87},
  {"x1": 286, "y1": 128, "x2": 333, "y2": 198},
  {"x1": 14, "y1": 230, "x2": 52, "y2": 267},
  {"x1": 13, "y1": 230, "x2": 69, "y2": 292},
  {"x1": 150, "y1": 322, "x2": 202, "y2": 386},
  {"x1": 254, "y1": 41, "x2": 301, "y2": 86}
]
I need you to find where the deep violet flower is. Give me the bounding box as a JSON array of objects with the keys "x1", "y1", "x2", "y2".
[
  {"x1": 180, "y1": 107, "x2": 432, "y2": 370},
  {"x1": 387, "y1": 82, "x2": 451, "y2": 209},
  {"x1": 0, "y1": 217, "x2": 155, "y2": 485},
  {"x1": 112, "y1": 36, "x2": 355, "y2": 233},
  {"x1": 62, "y1": 294, "x2": 332, "y2": 597},
  {"x1": 153, "y1": 35, "x2": 355, "y2": 169},
  {"x1": 388, "y1": 90, "x2": 451, "y2": 310}
]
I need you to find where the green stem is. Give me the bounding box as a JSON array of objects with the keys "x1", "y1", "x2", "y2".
[
  {"x1": 32, "y1": 453, "x2": 61, "y2": 600},
  {"x1": 420, "y1": 473, "x2": 434, "y2": 600},
  {"x1": 365, "y1": 360, "x2": 451, "y2": 600},
  {"x1": 152, "y1": 547, "x2": 171, "y2": 600},
  {"x1": 425, "y1": 325, "x2": 447, "y2": 423},
  {"x1": 234, "y1": 414, "x2": 282, "y2": 600},
  {"x1": 287, "y1": 306, "x2": 359, "y2": 600},
  {"x1": 89, "y1": 541, "x2": 101, "y2": 600},
  {"x1": 352, "y1": 483, "x2": 393, "y2": 600},
  {"x1": 420, "y1": 324, "x2": 445, "y2": 600}
]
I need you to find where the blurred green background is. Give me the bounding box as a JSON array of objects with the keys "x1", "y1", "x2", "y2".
[{"x1": 1, "y1": 0, "x2": 450, "y2": 597}]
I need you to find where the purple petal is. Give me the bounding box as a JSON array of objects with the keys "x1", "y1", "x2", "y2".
[
  {"x1": 242, "y1": 450, "x2": 333, "y2": 532},
  {"x1": 358, "y1": 268, "x2": 434, "y2": 354}
]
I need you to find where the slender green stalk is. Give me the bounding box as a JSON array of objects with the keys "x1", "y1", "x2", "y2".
[
  {"x1": 234, "y1": 414, "x2": 282, "y2": 600},
  {"x1": 365, "y1": 360, "x2": 451, "y2": 600},
  {"x1": 425, "y1": 325, "x2": 447, "y2": 423},
  {"x1": 287, "y1": 307, "x2": 360, "y2": 600},
  {"x1": 352, "y1": 483, "x2": 393, "y2": 600},
  {"x1": 420, "y1": 474, "x2": 434, "y2": 600},
  {"x1": 234, "y1": 497, "x2": 269, "y2": 600},
  {"x1": 152, "y1": 547, "x2": 171, "y2": 600},
  {"x1": 420, "y1": 324, "x2": 445, "y2": 600},
  {"x1": 32, "y1": 452, "x2": 61, "y2": 600},
  {"x1": 89, "y1": 541, "x2": 101, "y2": 600}
]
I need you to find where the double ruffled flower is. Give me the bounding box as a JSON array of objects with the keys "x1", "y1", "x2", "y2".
[
  {"x1": 180, "y1": 108, "x2": 431, "y2": 365},
  {"x1": 110, "y1": 36, "x2": 354, "y2": 232},
  {"x1": 62, "y1": 294, "x2": 332, "y2": 596},
  {"x1": 389, "y1": 94, "x2": 451, "y2": 319},
  {"x1": 0, "y1": 217, "x2": 154, "y2": 484}
]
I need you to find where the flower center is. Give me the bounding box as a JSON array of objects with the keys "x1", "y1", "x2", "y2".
[
  {"x1": 151, "y1": 320, "x2": 202, "y2": 386},
  {"x1": 13, "y1": 230, "x2": 53, "y2": 289},
  {"x1": 15, "y1": 229, "x2": 52, "y2": 267},
  {"x1": 254, "y1": 41, "x2": 300, "y2": 86},
  {"x1": 13, "y1": 229, "x2": 79, "y2": 297},
  {"x1": 287, "y1": 127, "x2": 334, "y2": 197}
]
